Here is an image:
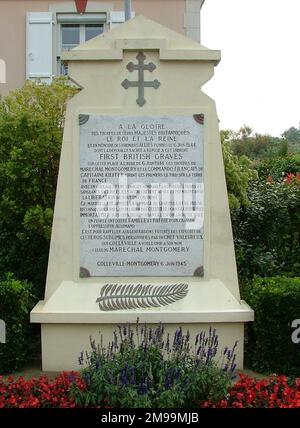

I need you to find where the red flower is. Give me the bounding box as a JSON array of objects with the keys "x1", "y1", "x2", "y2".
[
  {"x1": 200, "y1": 374, "x2": 300, "y2": 408},
  {"x1": 0, "y1": 371, "x2": 86, "y2": 408}
]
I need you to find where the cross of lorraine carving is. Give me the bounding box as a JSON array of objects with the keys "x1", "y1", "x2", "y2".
[{"x1": 121, "y1": 52, "x2": 160, "y2": 107}]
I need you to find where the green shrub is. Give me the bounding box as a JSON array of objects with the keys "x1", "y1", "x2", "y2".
[
  {"x1": 244, "y1": 277, "x2": 300, "y2": 377},
  {"x1": 0, "y1": 273, "x2": 36, "y2": 374},
  {"x1": 71, "y1": 323, "x2": 235, "y2": 408},
  {"x1": 231, "y1": 181, "x2": 300, "y2": 280},
  {"x1": 0, "y1": 78, "x2": 77, "y2": 297},
  {"x1": 256, "y1": 154, "x2": 300, "y2": 181},
  {"x1": 221, "y1": 131, "x2": 258, "y2": 209}
]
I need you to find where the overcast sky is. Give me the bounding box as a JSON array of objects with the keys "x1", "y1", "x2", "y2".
[{"x1": 201, "y1": 0, "x2": 300, "y2": 137}]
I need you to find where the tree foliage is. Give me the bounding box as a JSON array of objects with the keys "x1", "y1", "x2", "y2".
[
  {"x1": 282, "y1": 126, "x2": 300, "y2": 154},
  {"x1": 228, "y1": 126, "x2": 287, "y2": 160},
  {"x1": 282, "y1": 126, "x2": 300, "y2": 144},
  {"x1": 221, "y1": 130, "x2": 258, "y2": 209},
  {"x1": 227, "y1": 125, "x2": 300, "y2": 160},
  {"x1": 0, "y1": 79, "x2": 77, "y2": 296}
]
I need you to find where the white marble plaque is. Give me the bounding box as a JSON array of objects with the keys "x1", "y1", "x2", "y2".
[{"x1": 79, "y1": 115, "x2": 204, "y2": 277}]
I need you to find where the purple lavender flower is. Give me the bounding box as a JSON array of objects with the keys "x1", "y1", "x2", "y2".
[
  {"x1": 78, "y1": 351, "x2": 84, "y2": 366},
  {"x1": 83, "y1": 372, "x2": 91, "y2": 386},
  {"x1": 130, "y1": 367, "x2": 136, "y2": 385},
  {"x1": 183, "y1": 378, "x2": 189, "y2": 388},
  {"x1": 68, "y1": 372, "x2": 77, "y2": 382},
  {"x1": 165, "y1": 333, "x2": 170, "y2": 352},
  {"x1": 120, "y1": 364, "x2": 129, "y2": 386},
  {"x1": 138, "y1": 382, "x2": 148, "y2": 395},
  {"x1": 149, "y1": 328, "x2": 153, "y2": 341},
  {"x1": 230, "y1": 354, "x2": 237, "y2": 372},
  {"x1": 175, "y1": 369, "x2": 181, "y2": 381},
  {"x1": 138, "y1": 368, "x2": 149, "y2": 395},
  {"x1": 164, "y1": 368, "x2": 174, "y2": 389},
  {"x1": 89, "y1": 336, "x2": 97, "y2": 352}
]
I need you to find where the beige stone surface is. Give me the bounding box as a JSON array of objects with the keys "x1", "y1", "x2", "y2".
[
  {"x1": 41, "y1": 323, "x2": 245, "y2": 372},
  {"x1": 31, "y1": 280, "x2": 253, "y2": 324},
  {"x1": 30, "y1": 15, "x2": 254, "y2": 371}
]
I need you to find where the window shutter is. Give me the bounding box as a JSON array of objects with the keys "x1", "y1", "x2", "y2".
[
  {"x1": 26, "y1": 12, "x2": 54, "y2": 83},
  {"x1": 109, "y1": 11, "x2": 135, "y2": 29}
]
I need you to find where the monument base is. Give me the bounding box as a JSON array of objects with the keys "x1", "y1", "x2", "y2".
[
  {"x1": 31, "y1": 279, "x2": 254, "y2": 371},
  {"x1": 40, "y1": 322, "x2": 246, "y2": 372}
]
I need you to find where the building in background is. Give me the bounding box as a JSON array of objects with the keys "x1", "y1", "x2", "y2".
[{"x1": 0, "y1": 0, "x2": 205, "y2": 94}]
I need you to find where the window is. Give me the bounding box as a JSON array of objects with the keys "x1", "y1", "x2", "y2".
[
  {"x1": 61, "y1": 24, "x2": 80, "y2": 51},
  {"x1": 26, "y1": 11, "x2": 108, "y2": 82},
  {"x1": 85, "y1": 24, "x2": 103, "y2": 41},
  {"x1": 59, "y1": 23, "x2": 104, "y2": 75}
]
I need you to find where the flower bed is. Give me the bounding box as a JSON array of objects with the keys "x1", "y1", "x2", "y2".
[
  {"x1": 202, "y1": 374, "x2": 300, "y2": 408},
  {"x1": 0, "y1": 373, "x2": 299, "y2": 408},
  {"x1": 0, "y1": 372, "x2": 85, "y2": 408}
]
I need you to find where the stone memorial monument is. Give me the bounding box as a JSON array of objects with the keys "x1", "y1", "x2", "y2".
[{"x1": 31, "y1": 16, "x2": 254, "y2": 371}]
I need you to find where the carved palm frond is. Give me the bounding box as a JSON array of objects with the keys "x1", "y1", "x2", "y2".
[{"x1": 96, "y1": 283, "x2": 188, "y2": 311}]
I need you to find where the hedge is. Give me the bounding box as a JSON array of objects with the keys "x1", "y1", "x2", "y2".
[
  {"x1": 245, "y1": 277, "x2": 300, "y2": 376},
  {"x1": 231, "y1": 181, "x2": 300, "y2": 280},
  {"x1": 0, "y1": 274, "x2": 35, "y2": 373},
  {"x1": 257, "y1": 154, "x2": 300, "y2": 181}
]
